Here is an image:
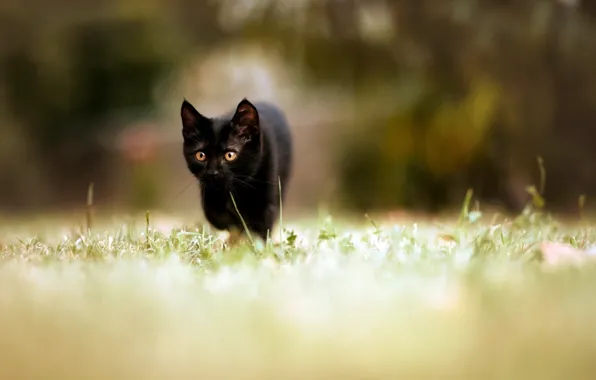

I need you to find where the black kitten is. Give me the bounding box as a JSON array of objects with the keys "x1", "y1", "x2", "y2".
[{"x1": 181, "y1": 98, "x2": 293, "y2": 242}]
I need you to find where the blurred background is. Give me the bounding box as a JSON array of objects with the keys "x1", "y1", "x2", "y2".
[{"x1": 1, "y1": 0, "x2": 596, "y2": 219}]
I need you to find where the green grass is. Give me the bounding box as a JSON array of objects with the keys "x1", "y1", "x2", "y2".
[{"x1": 1, "y1": 208, "x2": 596, "y2": 379}]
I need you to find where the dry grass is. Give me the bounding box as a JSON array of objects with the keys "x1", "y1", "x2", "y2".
[{"x1": 0, "y1": 210, "x2": 596, "y2": 379}]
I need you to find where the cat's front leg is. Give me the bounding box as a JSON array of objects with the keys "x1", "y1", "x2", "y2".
[
  {"x1": 224, "y1": 227, "x2": 253, "y2": 249},
  {"x1": 225, "y1": 227, "x2": 243, "y2": 247}
]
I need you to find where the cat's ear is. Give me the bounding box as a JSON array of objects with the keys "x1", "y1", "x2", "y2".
[
  {"x1": 181, "y1": 100, "x2": 208, "y2": 139},
  {"x1": 232, "y1": 98, "x2": 260, "y2": 139}
]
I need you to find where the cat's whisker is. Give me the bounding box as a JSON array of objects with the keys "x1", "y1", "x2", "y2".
[
  {"x1": 234, "y1": 175, "x2": 277, "y2": 187},
  {"x1": 173, "y1": 178, "x2": 196, "y2": 200},
  {"x1": 233, "y1": 178, "x2": 257, "y2": 190}
]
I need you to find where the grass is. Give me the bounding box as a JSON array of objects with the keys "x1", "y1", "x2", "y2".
[{"x1": 1, "y1": 207, "x2": 596, "y2": 379}]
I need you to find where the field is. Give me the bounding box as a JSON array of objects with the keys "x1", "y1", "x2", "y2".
[{"x1": 1, "y1": 208, "x2": 596, "y2": 379}]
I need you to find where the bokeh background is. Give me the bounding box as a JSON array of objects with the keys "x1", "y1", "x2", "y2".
[{"x1": 1, "y1": 0, "x2": 596, "y2": 218}]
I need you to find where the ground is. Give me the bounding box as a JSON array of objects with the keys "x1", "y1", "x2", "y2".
[{"x1": 0, "y1": 208, "x2": 596, "y2": 379}]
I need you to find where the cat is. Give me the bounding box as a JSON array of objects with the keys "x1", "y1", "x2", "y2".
[{"x1": 180, "y1": 98, "x2": 293, "y2": 243}]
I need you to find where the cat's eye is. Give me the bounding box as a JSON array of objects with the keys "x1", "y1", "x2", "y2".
[
  {"x1": 224, "y1": 151, "x2": 238, "y2": 162},
  {"x1": 195, "y1": 151, "x2": 207, "y2": 162}
]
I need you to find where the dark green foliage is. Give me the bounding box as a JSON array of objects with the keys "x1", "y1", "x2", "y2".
[
  {"x1": 238, "y1": 0, "x2": 596, "y2": 214},
  {"x1": 3, "y1": 0, "x2": 596, "y2": 214},
  {"x1": 0, "y1": 5, "x2": 183, "y2": 209}
]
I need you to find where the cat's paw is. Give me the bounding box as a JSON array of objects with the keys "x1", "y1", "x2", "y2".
[{"x1": 223, "y1": 229, "x2": 249, "y2": 249}]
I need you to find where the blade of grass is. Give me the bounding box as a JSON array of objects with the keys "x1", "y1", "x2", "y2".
[
  {"x1": 229, "y1": 192, "x2": 256, "y2": 250},
  {"x1": 278, "y1": 176, "x2": 284, "y2": 252},
  {"x1": 458, "y1": 188, "x2": 474, "y2": 225},
  {"x1": 86, "y1": 182, "x2": 94, "y2": 232}
]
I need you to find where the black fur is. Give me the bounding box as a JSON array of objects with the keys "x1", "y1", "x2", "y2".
[{"x1": 181, "y1": 98, "x2": 293, "y2": 241}]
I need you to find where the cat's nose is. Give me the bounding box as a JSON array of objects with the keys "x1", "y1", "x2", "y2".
[{"x1": 205, "y1": 170, "x2": 220, "y2": 177}]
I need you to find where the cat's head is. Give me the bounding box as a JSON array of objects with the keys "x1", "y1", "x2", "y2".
[{"x1": 180, "y1": 98, "x2": 262, "y2": 187}]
